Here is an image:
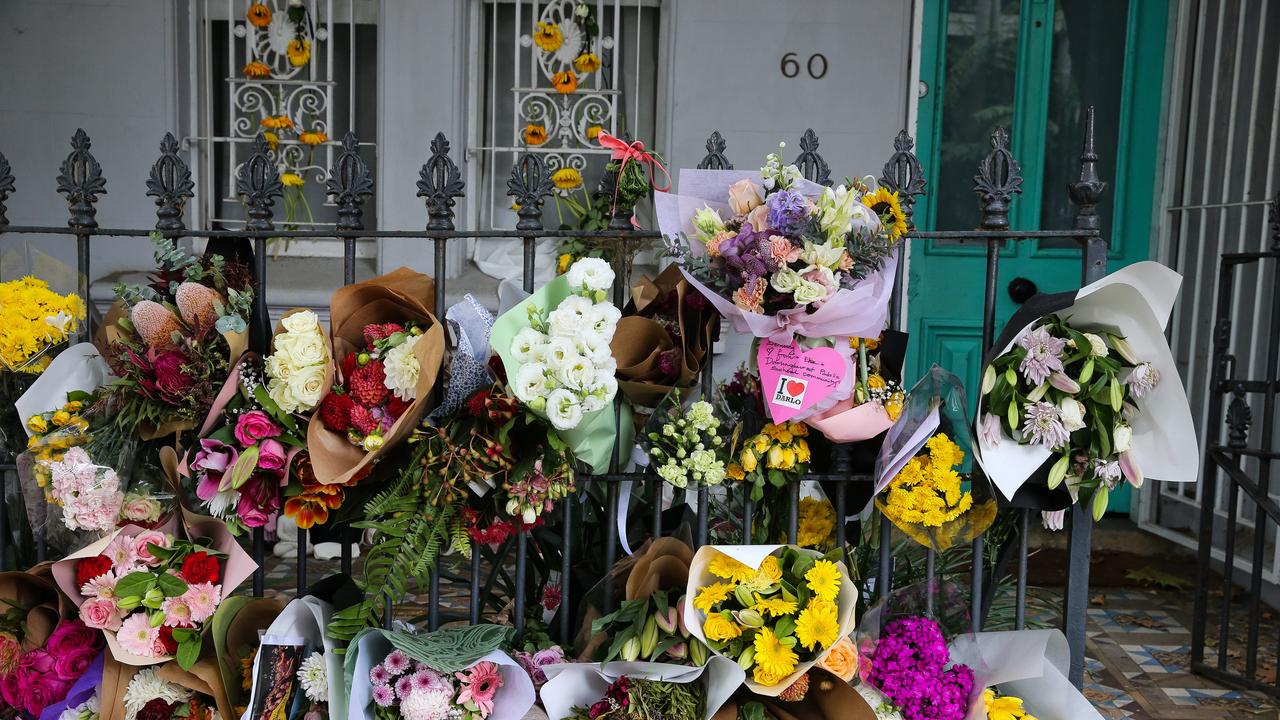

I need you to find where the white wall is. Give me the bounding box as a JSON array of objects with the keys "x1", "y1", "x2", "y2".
[{"x1": 0, "y1": 0, "x2": 179, "y2": 283}]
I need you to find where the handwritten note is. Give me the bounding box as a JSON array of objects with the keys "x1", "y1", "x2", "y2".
[{"x1": 757, "y1": 340, "x2": 846, "y2": 423}]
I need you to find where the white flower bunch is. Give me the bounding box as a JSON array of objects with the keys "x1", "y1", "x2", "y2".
[
  {"x1": 266, "y1": 310, "x2": 329, "y2": 414},
  {"x1": 511, "y1": 258, "x2": 620, "y2": 430},
  {"x1": 644, "y1": 399, "x2": 727, "y2": 488},
  {"x1": 122, "y1": 668, "x2": 193, "y2": 720},
  {"x1": 58, "y1": 692, "x2": 99, "y2": 720},
  {"x1": 297, "y1": 650, "x2": 329, "y2": 703},
  {"x1": 760, "y1": 143, "x2": 803, "y2": 191}
]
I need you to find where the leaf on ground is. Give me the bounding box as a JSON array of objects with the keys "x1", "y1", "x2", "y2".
[
  {"x1": 1124, "y1": 566, "x2": 1192, "y2": 591},
  {"x1": 1091, "y1": 594, "x2": 1107, "y2": 606}
]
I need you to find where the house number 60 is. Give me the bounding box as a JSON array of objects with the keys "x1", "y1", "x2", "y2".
[{"x1": 780, "y1": 52, "x2": 828, "y2": 79}]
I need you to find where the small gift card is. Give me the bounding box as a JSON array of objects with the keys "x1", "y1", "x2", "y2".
[{"x1": 757, "y1": 340, "x2": 845, "y2": 423}]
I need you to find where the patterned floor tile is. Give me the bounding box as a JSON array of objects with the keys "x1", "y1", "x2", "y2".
[
  {"x1": 1089, "y1": 607, "x2": 1188, "y2": 635},
  {"x1": 1121, "y1": 644, "x2": 1192, "y2": 674},
  {"x1": 1162, "y1": 687, "x2": 1269, "y2": 710}
]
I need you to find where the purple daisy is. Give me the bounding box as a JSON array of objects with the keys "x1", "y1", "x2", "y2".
[
  {"x1": 1024, "y1": 401, "x2": 1069, "y2": 449},
  {"x1": 1018, "y1": 325, "x2": 1067, "y2": 386}
]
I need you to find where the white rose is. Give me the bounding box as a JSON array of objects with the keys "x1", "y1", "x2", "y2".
[
  {"x1": 770, "y1": 267, "x2": 802, "y2": 294},
  {"x1": 286, "y1": 364, "x2": 328, "y2": 410},
  {"x1": 543, "y1": 337, "x2": 579, "y2": 370},
  {"x1": 1059, "y1": 397, "x2": 1087, "y2": 432},
  {"x1": 1113, "y1": 422, "x2": 1133, "y2": 453},
  {"x1": 511, "y1": 327, "x2": 548, "y2": 364},
  {"x1": 274, "y1": 331, "x2": 327, "y2": 367},
  {"x1": 267, "y1": 376, "x2": 300, "y2": 414},
  {"x1": 265, "y1": 353, "x2": 296, "y2": 381},
  {"x1": 557, "y1": 355, "x2": 596, "y2": 391},
  {"x1": 514, "y1": 363, "x2": 550, "y2": 402},
  {"x1": 280, "y1": 310, "x2": 321, "y2": 335},
  {"x1": 565, "y1": 257, "x2": 615, "y2": 292},
  {"x1": 546, "y1": 388, "x2": 584, "y2": 430},
  {"x1": 792, "y1": 280, "x2": 827, "y2": 305}
]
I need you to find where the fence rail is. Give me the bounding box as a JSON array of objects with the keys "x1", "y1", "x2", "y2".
[{"x1": 0, "y1": 112, "x2": 1108, "y2": 687}]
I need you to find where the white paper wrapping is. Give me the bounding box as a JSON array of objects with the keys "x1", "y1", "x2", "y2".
[
  {"x1": 241, "y1": 595, "x2": 345, "y2": 720},
  {"x1": 538, "y1": 656, "x2": 745, "y2": 720},
  {"x1": 15, "y1": 342, "x2": 113, "y2": 437},
  {"x1": 949, "y1": 630, "x2": 1103, "y2": 720}
]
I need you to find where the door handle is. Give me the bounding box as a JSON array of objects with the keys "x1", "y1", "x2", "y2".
[{"x1": 1007, "y1": 277, "x2": 1038, "y2": 304}]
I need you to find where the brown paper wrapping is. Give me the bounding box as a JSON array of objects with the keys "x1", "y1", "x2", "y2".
[
  {"x1": 98, "y1": 654, "x2": 142, "y2": 720},
  {"x1": 611, "y1": 264, "x2": 717, "y2": 409},
  {"x1": 212, "y1": 597, "x2": 284, "y2": 719},
  {"x1": 307, "y1": 267, "x2": 445, "y2": 484},
  {"x1": 575, "y1": 537, "x2": 695, "y2": 660},
  {"x1": 0, "y1": 563, "x2": 72, "y2": 651},
  {"x1": 712, "y1": 669, "x2": 876, "y2": 720}
]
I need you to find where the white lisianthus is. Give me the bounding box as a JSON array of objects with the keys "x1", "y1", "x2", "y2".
[
  {"x1": 586, "y1": 302, "x2": 621, "y2": 340},
  {"x1": 691, "y1": 205, "x2": 725, "y2": 244},
  {"x1": 566, "y1": 257, "x2": 615, "y2": 292},
  {"x1": 382, "y1": 334, "x2": 422, "y2": 401},
  {"x1": 557, "y1": 355, "x2": 597, "y2": 391},
  {"x1": 546, "y1": 388, "x2": 584, "y2": 430},
  {"x1": 514, "y1": 363, "x2": 550, "y2": 402},
  {"x1": 543, "y1": 337, "x2": 579, "y2": 370},
  {"x1": 770, "y1": 266, "x2": 803, "y2": 294},
  {"x1": 512, "y1": 327, "x2": 549, "y2": 363},
  {"x1": 281, "y1": 309, "x2": 321, "y2": 335},
  {"x1": 800, "y1": 240, "x2": 845, "y2": 269},
  {"x1": 286, "y1": 364, "x2": 328, "y2": 410},
  {"x1": 792, "y1": 280, "x2": 827, "y2": 305},
  {"x1": 1059, "y1": 397, "x2": 1087, "y2": 432}
]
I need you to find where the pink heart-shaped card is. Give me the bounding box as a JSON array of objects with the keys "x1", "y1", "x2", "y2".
[{"x1": 757, "y1": 340, "x2": 847, "y2": 423}]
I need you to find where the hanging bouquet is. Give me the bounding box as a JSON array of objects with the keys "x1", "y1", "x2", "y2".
[
  {"x1": 185, "y1": 354, "x2": 304, "y2": 533},
  {"x1": 99, "y1": 234, "x2": 253, "y2": 440},
  {"x1": 24, "y1": 394, "x2": 92, "y2": 500},
  {"x1": 0, "y1": 276, "x2": 85, "y2": 375},
  {"x1": 308, "y1": 268, "x2": 444, "y2": 485},
  {"x1": 795, "y1": 496, "x2": 836, "y2": 551},
  {"x1": 492, "y1": 257, "x2": 621, "y2": 473},
  {"x1": 682, "y1": 546, "x2": 856, "y2": 695},
  {"x1": 0, "y1": 618, "x2": 103, "y2": 718},
  {"x1": 861, "y1": 616, "x2": 974, "y2": 720},
  {"x1": 974, "y1": 262, "x2": 1196, "y2": 515},
  {"x1": 641, "y1": 397, "x2": 729, "y2": 490}
]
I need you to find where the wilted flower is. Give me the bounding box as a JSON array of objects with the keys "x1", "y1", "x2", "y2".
[{"x1": 1126, "y1": 361, "x2": 1160, "y2": 398}]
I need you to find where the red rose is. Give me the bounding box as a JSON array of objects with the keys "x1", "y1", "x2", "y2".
[
  {"x1": 138, "y1": 698, "x2": 177, "y2": 720},
  {"x1": 156, "y1": 625, "x2": 179, "y2": 656},
  {"x1": 180, "y1": 551, "x2": 221, "y2": 585},
  {"x1": 152, "y1": 350, "x2": 195, "y2": 402},
  {"x1": 75, "y1": 555, "x2": 113, "y2": 588}
]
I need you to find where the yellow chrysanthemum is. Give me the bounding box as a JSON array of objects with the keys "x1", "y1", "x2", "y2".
[
  {"x1": 298, "y1": 130, "x2": 328, "y2": 146},
  {"x1": 287, "y1": 38, "x2": 311, "y2": 67},
  {"x1": 984, "y1": 689, "x2": 1036, "y2": 720},
  {"x1": 552, "y1": 167, "x2": 583, "y2": 190},
  {"x1": 0, "y1": 277, "x2": 85, "y2": 371},
  {"x1": 261, "y1": 115, "x2": 293, "y2": 130},
  {"x1": 551, "y1": 70, "x2": 578, "y2": 94},
  {"x1": 574, "y1": 52, "x2": 601, "y2": 74},
  {"x1": 524, "y1": 124, "x2": 548, "y2": 146},
  {"x1": 586, "y1": 125, "x2": 603, "y2": 140},
  {"x1": 805, "y1": 560, "x2": 842, "y2": 602},
  {"x1": 862, "y1": 186, "x2": 908, "y2": 241},
  {"x1": 703, "y1": 613, "x2": 743, "y2": 642},
  {"x1": 795, "y1": 599, "x2": 840, "y2": 651},
  {"x1": 751, "y1": 628, "x2": 798, "y2": 684},
  {"x1": 694, "y1": 582, "x2": 735, "y2": 613},
  {"x1": 533, "y1": 22, "x2": 563, "y2": 52},
  {"x1": 753, "y1": 594, "x2": 797, "y2": 618},
  {"x1": 709, "y1": 552, "x2": 755, "y2": 583},
  {"x1": 796, "y1": 497, "x2": 835, "y2": 548},
  {"x1": 281, "y1": 172, "x2": 305, "y2": 187},
  {"x1": 242, "y1": 61, "x2": 271, "y2": 79}
]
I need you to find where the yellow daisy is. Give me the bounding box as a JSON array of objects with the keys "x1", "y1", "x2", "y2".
[
  {"x1": 574, "y1": 52, "x2": 601, "y2": 74},
  {"x1": 552, "y1": 167, "x2": 583, "y2": 190},
  {"x1": 805, "y1": 560, "x2": 842, "y2": 602},
  {"x1": 752, "y1": 628, "x2": 798, "y2": 683},
  {"x1": 795, "y1": 599, "x2": 840, "y2": 651},
  {"x1": 693, "y1": 582, "x2": 735, "y2": 613},
  {"x1": 281, "y1": 172, "x2": 305, "y2": 187},
  {"x1": 752, "y1": 595, "x2": 798, "y2": 618},
  {"x1": 533, "y1": 22, "x2": 563, "y2": 52},
  {"x1": 708, "y1": 552, "x2": 755, "y2": 583}
]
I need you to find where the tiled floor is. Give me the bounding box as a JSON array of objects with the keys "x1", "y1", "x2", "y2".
[{"x1": 259, "y1": 559, "x2": 1280, "y2": 718}]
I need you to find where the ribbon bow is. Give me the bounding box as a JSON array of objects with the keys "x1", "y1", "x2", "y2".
[{"x1": 597, "y1": 132, "x2": 672, "y2": 194}]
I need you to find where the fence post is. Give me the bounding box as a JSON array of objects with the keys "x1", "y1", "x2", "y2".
[
  {"x1": 1064, "y1": 106, "x2": 1108, "y2": 688},
  {"x1": 331, "y1": 131, "x2": 374, "y2": 285},
  {"x1": 0, "y1": 150, "x2": 11, "y2": 571},
  {"x1": 146, "y1": 133, "x2": 194, "y2": 234},
  {"x1": 56, "y1": 129, "x2": 106, "y2": 344}
]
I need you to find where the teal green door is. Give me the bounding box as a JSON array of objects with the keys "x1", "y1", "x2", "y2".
[{"x1": 908, "y1": 0, "x2": 1168, "y2": 510}]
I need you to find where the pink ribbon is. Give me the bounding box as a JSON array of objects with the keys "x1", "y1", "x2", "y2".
[{"x1": 597, "y1": 132, "x2": 672, "y2": 206}]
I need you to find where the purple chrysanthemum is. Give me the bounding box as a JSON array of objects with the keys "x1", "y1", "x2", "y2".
[
  {"x1": 369, "y1": 664, "x2": 391, "y2": 685},
  {"x1": 1126, "y1": 361, "x2": 1160, "y2": 398},
  {"x1": 372, "y1": 684, "x2": 395, "y2": 707},
  {"x1": 1024, "y1": 401, "x2": 1069, "y2": 449},
  {"x1": 867, "y1": 616, "x2": 973, "y2": 720},
  {"x1": 384, "y1": 649, "x2": 410, "y2": 675},
  {"x1": 395, "y1": 675, "x2": 414, "y2": 699},
  {"x1": 1018, "y1": 325, "x2": 1067, "y2": 386},
  {"x1": 766, "y1": 190, "x2": 810, "y2": 236}
]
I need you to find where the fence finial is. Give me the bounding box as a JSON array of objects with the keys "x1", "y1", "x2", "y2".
[
  {"x1": 973, "y1": 127, "x2": 1022, "y2": 230},
  {"x1": 329, "y1": 131, "x2": 374, "y2": 232},
  {"x1": 236, "y1": 133, "x2": 283, "y2": 232},
  {"x1": 794, "y1": 128, "x2": 832, "y2": 187},
  {"x1": 880, "y1": 129, "x2": 927, "y2": 224},
  {"x1": 146, "y1": 132, "x2": 195, "y2": 233},
  {"x1": 697, "y1": 130, "x2": 732, "y2": 170},
  {"x1": 56, "y1": 129, "x2": 107, "y2": 231},
  {"x1": 1068, "y1": 106, "x2": 1107, "y2": 233},
  {"x1": 1226, "y1": 388, "x2": 1252, "y2": 448},
  {"x1": 507, "y1": 153, "x2": 554, "y2": 232},
  {"x1": 0, "y1": 151, "x2": 14, "y2": 227},
  {"x1": 417, "y1": 132, "x2": 464, "y2": 232}
]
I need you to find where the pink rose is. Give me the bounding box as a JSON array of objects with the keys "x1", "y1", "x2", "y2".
[
  {"x1": 746, "y1": 204, "x2": 770, "y2": 233},
  {"x1": 46, "y1": 620, "x2": 101, "y2": 657},
  {"x1": 0, "y1": 668, "x2": 19, "y2": 708},
  {"x1": 21, "y1": 672, "x2": 70, "y2": 717},
  {"x1": 81, "y1": 598, "x2": 122, "y2": 632},
  {"x1": 234, "y1": 410, "x2": 282, "y2": 446},
  {"x1": 52, "y1": 647, "x2": 95, "y2": 680},
  {"x1": 727, "y1": 178, "x2": 763, "y2": 215},
  {"x1": 18, "y1": 649, "x2": 53, "y2": 675},
  {"x1": 256, "y1": 438, "x2": 287, "y2": 472},
  {"x1": 134, "y1": 530, "x2": 171, "y2": 566}
]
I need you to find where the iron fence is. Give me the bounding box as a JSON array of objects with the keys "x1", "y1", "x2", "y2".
[{"x1": 0, "y1": 111, "x2": 1108, "y2": 688}]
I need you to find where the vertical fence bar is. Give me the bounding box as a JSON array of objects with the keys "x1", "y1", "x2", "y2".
[
  {"x1": 1016, "y1": 509, "x2": 1029, "y2": 630},
  {"x1": 787, "y1": 482, "x2": 800, "y2": 544},
  {"x1": 0, "y1": 154, "x2": 9, "y2": 568},
  {"x1": 559, "y1": 498, "x2": 573, "y2": 645},
  {"x1": 878, "y1": 513, "x2": 893, "y2": 602}
]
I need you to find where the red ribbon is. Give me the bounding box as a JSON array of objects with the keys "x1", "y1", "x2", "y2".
[{"x1": 597, "y1": 132, "x2": 672, "y2": 193}]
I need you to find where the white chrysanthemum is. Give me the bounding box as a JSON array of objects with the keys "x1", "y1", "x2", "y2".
[
  {"x1": 297, "y1": 651, "x2": 329, "y2": 703},
  {"x1": 511, "y1": 327, "x2": 548, "y2": 363},
  {"x1": 565, "y1": 257, "x2": 615, "y2": 292},
  {"x1": 383, "y1": 334, "x2": 422, "y2": 402},
  {"x1": 546, "y1": 388, "x2": 584, "y2": 430},
  {"x1": 59, "y1": 691, "x2": 99, "y2": 720},
  {"x1": 513, "y1": 362, "x2": 550, "y2": 402},
  {"x1": 123, "y1": 668, "x2": 192, "y2": 720}
]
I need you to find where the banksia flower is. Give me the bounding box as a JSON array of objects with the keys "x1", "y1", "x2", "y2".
[
  {"x1": 130, "y1": 300, "x2": 181, "y2": 348},
  {"x1": 175, "y1": 281, "x2": 223, "y2": 328},
  {"x1": 778, "y1": 672, "x2": 809, "y2": 702}
]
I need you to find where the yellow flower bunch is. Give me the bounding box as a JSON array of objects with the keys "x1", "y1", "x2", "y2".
[
  {"x1": 729, "y1": 422, "x2": 810, "y2": 501},
  {"x1": 0, "y1": 277, "x2": 84, "y2": 372},
  {"x1": 795, "y1": 497, "x2": 835, "y2": 549},
  {"x1": 25, "y1": 398, "x2": 90, "y2": 499},
  {"x1": 695, "y1": 549, "x2": 844, "y2": 687},
  {"x1": 984, "y1": 689, "x2": 1039, "y2": 720},
  {"x1": 882, "y1": 433, "x2": 973, "y2": 528}
]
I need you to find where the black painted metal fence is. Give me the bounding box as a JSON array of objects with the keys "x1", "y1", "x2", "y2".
[{"x1": 0, "y1": 110, "x2": 1109, "y2": 688}]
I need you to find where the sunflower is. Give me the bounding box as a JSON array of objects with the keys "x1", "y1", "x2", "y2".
[
  {"x1": 533, "y1": 22, "x2": 563, "y2": 52},
  {"x1": 693, "y1": 582, "x2": 736, "y2": 613},
  {"x1": 795, "y1": 599, "x2": 840, "y2": 651},
  {"x1": 752, "y1": 595, "x2": 797, "y2": 618},
  {"x1": 862, "y1": 186, "x2": 908, "y2": 241},
  {"x1": 708, "y1": 552, "x2": 755, "y2": 583},
  {"x1": 298, "y1": 130, "x2": 328, "y2": 146},
  {"x1": 586, "y1": 125, "x2": 603, "y2": 141},
  {"x1": 263, "y1": 131, "x2": 280, "y2": 151},
  {"x1": 242, "y1": 61, "x2": 271, "y2": 79},
  {"x1": 261, "y1": 115, "x2": 294, "y2": 130},
  {"x1": 804, "y1": 560, "x2": 842, "y2": 602},
  {"x1": 246, "y1": 3, "x2": 272, "y2": 27},
  {"x1": 551, "y1": 70, "x2": 578, "y2": 94},
  {"x1": 281, "y1": 172, "x2": 305, "y2": 187},
  {"x1": 574, "y1": 52, "x2": 601, "y2": 74},
  {"x1": 552, "y1": 167, "x2": 583, "y2": 190},
  {"x1": 287, "y1": 38, "x2": 311, "y2": 67},
  {"x1": 703, "y1": 613, "x2": 742, "y2": 643},
  {"x1": 752, "y1": 628, "x2": 798, "y2": 683},
  {"x1": 524, "y1": 124, "x2": 548, "y2": 146}
]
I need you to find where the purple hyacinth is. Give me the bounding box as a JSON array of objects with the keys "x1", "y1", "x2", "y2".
[
  {"x1": 1017, "y1": 325, "x2": 1067, "y2": 386},
  {"x1": 765, "y1": 190, "x2": 810, "y2": 236},
  {"x1": 1024, "y1": 401, "x2": 1069, "y2": 449}
]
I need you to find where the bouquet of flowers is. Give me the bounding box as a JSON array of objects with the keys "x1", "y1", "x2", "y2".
[
  {"x1": 973, "y1": 262, "x2": 1196, "y2": 513},
  {"x1": 99, "y1": 234, "x2": 253, "y2": 440},
  {"x1": 493, "y1": 257, "x2": 621, "y2": 473},
  {"x1": 542, "y1": 655, "x2": 745, "y2": 720},
  {"x1": 24, "y1": 396, "x2": 91, "y2": 497},
  {"x1": 185, "y1": 354, "x2": 304, "y2": 533},
  {"x1": 682, "y1": 546, "x2": 856, "y2": 695},
  {"x1": 0, "y1": 617, "x2": 104, "y2": 718},
  {"x1": 566, "y1": 675, "x2": 704, "y2": 720},
  {"x1": 590, "y1": 588, "x2": 706, "y2": 666},
  {"x1": 119, "y1": 666, "x2": 220, "y2": 720},
  {"x1": 307, "y1": 268, "x2": 444, "y2": 485},
  {"x1": 805, "y1": 333, "x2": 907, "y2": 443},
  {"x1": 201, "y1": 596, "x2": 282, "y2": 720},
  {"x1": 264, "y1": 309, "x2": 330, "y2": 415},
  {"x1": 657, "y1": 149, "x2": 901, "y2": 340},
  {"x1": 862, "y1": 616, "x2": 974, "y2": 720},
  {"x1": 51, "y1": 518, "x2": 256, "y2": 670},
  {"x1": 44, "y1": 447, "x2": 124, "y2": 534},
  {"x1": 641, "y1": 398, "x2": 729, "y2": 490},
  {"x1": 731, "y1": 422, "x2": 811, "y2": 503},
  {"x1": 0, "y1": 276, "x2": 85, "y2": 374},
  {"x1": 795, "y1": 496, "x2": 836, "y2": 551}
]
